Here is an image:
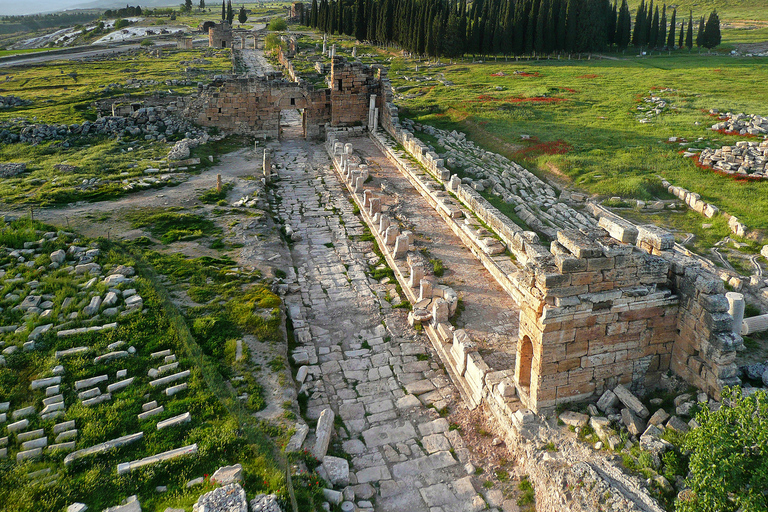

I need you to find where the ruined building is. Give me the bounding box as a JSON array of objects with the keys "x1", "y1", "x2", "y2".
[{"x1": 179, "y1": 56, "x2": 742, "y2": 414}]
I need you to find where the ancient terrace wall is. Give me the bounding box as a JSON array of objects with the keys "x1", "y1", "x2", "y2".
[
  {"x1": 185, "y1": 57, "x2": 381, "y2": 138},
  {"x1": 372, "y1": 79, "x2": 742, "y2": 412}
]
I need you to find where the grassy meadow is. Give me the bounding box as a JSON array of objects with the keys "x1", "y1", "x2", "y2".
[{"x1": 386, "y1": 54, "x2": 768, "y2": 229}]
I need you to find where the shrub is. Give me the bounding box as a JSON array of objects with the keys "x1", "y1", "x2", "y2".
[
  {"x1": 678, "y1": 387, "x2": 768, "y2": 512},
  {"x1": 140, "y1": 38, "x2": 153, "y2": 46},
  {"x1": 114, "y1": 18, "x2": 130, "y2": 29},
  {"x1": 267, "y1": 18, "x2": 287, "y2": 31}
]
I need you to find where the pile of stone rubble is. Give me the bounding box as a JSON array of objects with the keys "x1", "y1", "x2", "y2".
[
  {"x1": 636, "y1": 90, "x2": 675, "y2": 124},
  {"x1": 404, "y1": 120, "x2": 597, "y2": 238},
  {"x1": 0, "y1": 95, "x2": 31, "y2": 108},
  {"x1": 697, "y1": 140, "x2": 768, "y2": 178},
  {"x1": 710, "y1": 111, "x2": 768, "y2": 135},
  {"x1": 0, "y1": 107, "x2": 206, "y2": 145}
]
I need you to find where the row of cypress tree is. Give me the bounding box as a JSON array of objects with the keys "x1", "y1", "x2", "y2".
[{"x1": 301, "y1": 0, "x2": 721, "y2": 57}]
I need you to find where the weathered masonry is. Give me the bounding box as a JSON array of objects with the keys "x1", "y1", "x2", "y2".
[
  {"x1": 184, "y1": 57, "x2": 383, "y2": 139},
  {"x1": 371, "y1": 77, "x2": 743, "y2": 413}
]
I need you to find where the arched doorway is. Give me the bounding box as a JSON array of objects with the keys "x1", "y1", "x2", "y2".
[{"x1": 517, "y1": 335, "x2": 533, "y2": 389}]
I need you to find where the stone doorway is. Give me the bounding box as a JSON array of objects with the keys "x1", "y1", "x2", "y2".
[{"x1": 279, "y1": 109, "x2": 305, "y2": 140}]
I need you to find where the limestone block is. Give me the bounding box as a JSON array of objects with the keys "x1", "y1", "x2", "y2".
[
  {"x1": 64, "y1": 432, "x2": 145, "y2": 466},
  {"x1": 17, "y1": 448, "x2": 42, "y2": 462},
  {"x1": 211, "y1": 463, "x2": 243, "y2": 485},
  {"x1": 621, "y1": 408, "x2": 646, "y2": 436},
  {"x1": 613, "y1": 385, "x2": 649, "y2": 418},
  {"x1": 636, "y1": 225, "x2": 675, "y2": 251},
  {"x1": 30, "y1": 376, "x2": 61, "y2": 390},
  {"x1": 322, "y1": 455, "x2": 350, "y2": 487},
  {"x1": 18, "y1": 429, "x2": 44, "y2": 442},
  {"x1": 157, "y1": 412, "x2": 192, "y2": 430},
  {"x1": 74, "y1": 375, "x2": 108, "y2": 390},
  {"x1": 312, "y1": 408, "x2": 335, "y2": 460},
  {"x1": 559, "y1": 411, "x2": 589, "y2": 427},
  {"x1": 117, "y1": 443, "x2": 198, "y2": 475},
  {"x1": 598, "y1": 217, "x2": 638, "y2": 244},
  {"x1": 596, "y1": 389, "x2": 619, "y2": 412}
]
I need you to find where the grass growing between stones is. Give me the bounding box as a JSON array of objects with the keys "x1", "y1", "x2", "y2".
[
  {"x1": 0, "y1": 219, "x2": 299, "y2": 512},
  {"x1": 126, "y1": 208, "x2": 220, "y2": 244}
]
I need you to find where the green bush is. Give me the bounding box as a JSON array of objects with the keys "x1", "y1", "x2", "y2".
[
  {"x1": 678, "y1": 387, "x2": 768, "y2": 512},
  {"x1": 114, "y1": 18, "x2": 130, "y2": 29},
  {"x1": 140, "y1": 38, "x2": 153, "y2": 46},
  {"x1": 267, "y1": 18, "x2": 287, "y2": 31}
]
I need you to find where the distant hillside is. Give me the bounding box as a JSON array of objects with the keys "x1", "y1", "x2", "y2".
[
  {"x1": 0, "y1": 0, "x2": 179, "y2": 16},
  {"x1": 627, "y1": 0, "x2": 768, "y2": 22}
]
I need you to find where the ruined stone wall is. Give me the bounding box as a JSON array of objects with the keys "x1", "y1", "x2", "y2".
[
  {"x1": 330, "y1": 57, "x2": 381, "y2": 128},
  {"x1": 664, "y1": 252, "x2": 743, "y2": 398},
  {"x1": 184, "y1": 76, "x2": 330, "y2": 138},
  {"x1": 518, "y1": 228, "x2": 679, "y2": 410},
  {"x1": 208, "y1": 22, "x2": 232, "y2": 48}
]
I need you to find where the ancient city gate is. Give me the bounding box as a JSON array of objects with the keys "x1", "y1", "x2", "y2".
[{"x1": 187, "y1": 57, "x2": 382, "y2": 139}]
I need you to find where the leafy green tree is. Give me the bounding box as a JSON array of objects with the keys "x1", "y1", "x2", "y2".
[
  {"x1": 679, "y1": 387, "x2": 768, "y2": 512},
  {"x1": 238, "y1": 6, "x2": 247, "y2": 24},
  {"x1": 184, "y1": 0, "x2": 192, "y2": 12},
  {"x1": 702, "y1": 9, "x2": 720, "y2": 48}
]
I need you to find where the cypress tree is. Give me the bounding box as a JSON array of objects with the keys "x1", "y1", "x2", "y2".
[
  {"x1": 696, "y1": 15, "x2": 704, "y2": 47},
  {"x1": 310, "y1": 0, "x2": 318, "y2": 27},
  {"x1": 556, "y1": 0, "x2": 567, "y2": 51},
  {"x1": 632, "y1": 0, "x2": 645, "y2": 47},
  {"x1": 221, "y1": 0, "x2": 225, "y2": 21},
  {"x1": 658, "y1": 5, "x2": 666, "y2": 48},
  {"x1": 238, "y1": 5, "x2": 247, "y2": 24},
  {"x1": 645, "y1": 0, "x2": 653, "y2": 44},
  {"x1": 525, "y1": 0, "x2": 539, "y2": 55},
  {"x1": 678, "y1": 20, "x2": 684, "y2": 47},
  {"x1": 565, "y1": 0, "x2": 580, "y2": 52},
  {"x1": 617, "y1": 0, "x2": 630, "y2": 48},
  {"x1": 534, "y1": 0, "x2": 548, "y2": 54},
  {"x1": 685, "y1": 12, "x2": 693, "y2": 49},
  {"x1": 226, "y1": 0, "x2": 234, "y2": 24},
  {"x1": 702, "y1": 10, "x2": 721, "y2": 48},
  {"x1": 512, "y1": 0, "x2": 527, "y2": 55},
  {"x1": 666, "y1": 8, "x2": 676, "y2": 48},
  {"x1": 545, "y1": 0, "x2": 559, "y2": 53},
  {"x1": 607, "y1": 1, "x2": 616, "y2": 46},
  {"x1": 649, "y1": 5, "x2": 658, "y2": 49},
  {"x1": 354, "y1": 0, "x2": 365, "y2": 40}
]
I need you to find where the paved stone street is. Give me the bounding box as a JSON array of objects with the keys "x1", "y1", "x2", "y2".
[
  {"x1": 269, "y1": 128, "x2": 523, "y2": 511},
  {"x1": 271, "y1": 138, "x2": 485, "y2": 512}
]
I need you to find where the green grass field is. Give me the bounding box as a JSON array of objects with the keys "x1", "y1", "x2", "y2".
[{"x1": 388, "y1": 53, "x2": 768, "y2": 229}]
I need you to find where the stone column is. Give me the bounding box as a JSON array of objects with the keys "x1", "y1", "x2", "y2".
[
  {"x1": 263, "y1": 149, "x2": 271, "y2": 183},
  {"x1": 385, "y1": 225, "x2": 399, "y2": 245},
  {"x1": 363, "y1": 190, "x2": 372, "y2": 208},
  {"x1": 368, "y1": 95, "x2": 377, "y2": 130},
  {"x1": 394, "y1": 234, "x2": 408, "y2": 259},
  {"x1": 449, "y1": 174, "x2": 461, "y2": 192},
  {"x1": 354, "y1": 176, "x2": 364, "y2": 193},
  {"x1": 409, "y1": 264, "x2": 424, "y2": 288},
  {"x1": 369, "y1": 197, "x2": 381, "y2": 216},
  {"x1": 419, "y1": 279, "x2": 433, "y2": 301},
  {"x1": 726, "y1": 292, "x2": 745, "y2": 335},
  {"x1": 344, "y1": 143, "x2": 353, "y2": 155},
  {"x1": 378, "y1": 214, "x2": 390, "y2": 234}
]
